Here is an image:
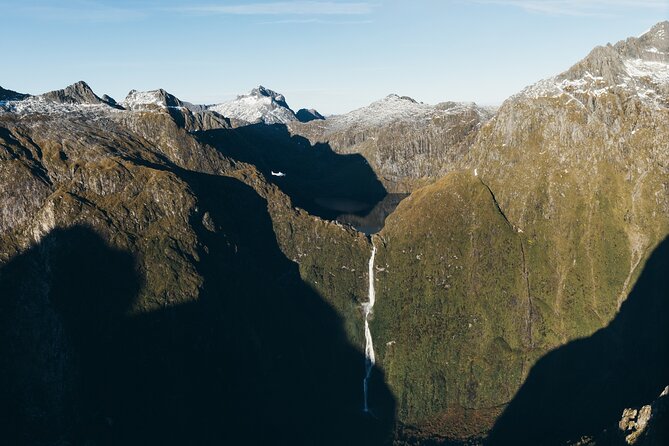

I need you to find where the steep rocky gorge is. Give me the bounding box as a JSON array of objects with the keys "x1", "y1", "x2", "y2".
[
  {"x1": 1, "y1": 21, "x2": 668, "y2": 446},
  {"x1": 0, "y1": 90, "x2": 394, "y2": 445}
]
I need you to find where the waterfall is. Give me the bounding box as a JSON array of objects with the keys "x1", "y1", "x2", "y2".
[{"x1": 362, "y1": 242, "x2": 377, "y2": 413}]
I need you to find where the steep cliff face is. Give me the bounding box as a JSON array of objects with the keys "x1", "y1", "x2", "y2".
[
  {"x1": 0, "y1": 86, "x2": 395, "y2": 445},
  {"x1": 373, "y1": 172, "x2": 527, "y2": 439},
  {"x1": 467, "y1": 21, "x2": 669, "y2": 343},
  {"x1": 364, "y1": 22, "x2": 669, "y2": 442},
  {"x1": 290, "y1": 95, "x2": 494, "y2": 192}
]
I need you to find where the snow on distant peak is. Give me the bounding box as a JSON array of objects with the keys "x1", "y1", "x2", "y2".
[
  {"x1": 326, "y1": 95, "x2": 433, "y2": 130},
  {"x1": 208, "y1": 86, "x2": 297, "y2": 125},
  {"x1": 325, "y1": 94, "x2": 488, "y2": 131},
  {"x1": 517, "y1": 21, "x2": 669, "y2": 108},
  {"x1": 0, "y1": 82, "x2": 120, "y2": 115},
  {"x1": 640, "y1": 21, "x2": 668, "y2": 39},
  {"x1": 0, "y1": 94, "x2": 115, "y2": 115}
]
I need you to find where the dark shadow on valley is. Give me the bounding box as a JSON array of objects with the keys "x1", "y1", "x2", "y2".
[
  {"x1": 0, "y1": 172, "x2": 396, "y2": 445},
  {"x1": 486, "y1": 236, "x2": 669, "y2": 445},
  {"x1": 193, "y1": 123, "x2": 387, "y2": 221}
]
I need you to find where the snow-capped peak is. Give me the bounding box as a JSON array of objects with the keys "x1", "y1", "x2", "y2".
[
  {"x1": 518, "y1": 21, "x2": 669, "y2": 108},
  {"x1": 250, "y1": 85, "x2": 288, "y2": 104},
  {"x1": 0, "y1": 81, "x2": 121, "y2": 115},
  {"x1": 208, "y1": 86, "x2": 297, "y2": 125}
]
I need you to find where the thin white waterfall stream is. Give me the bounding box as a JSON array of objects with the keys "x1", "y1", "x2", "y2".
[{"x1": 362, "y1": 243, "x2": 377, "y2": 413}]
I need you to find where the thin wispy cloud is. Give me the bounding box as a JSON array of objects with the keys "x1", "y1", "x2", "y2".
[
  {"x1": 15, "y1": 0, "x2": 147, "y2": 22},
  {"x1": 471, "y1": 0, "x2": 668, "y2": 17},
  {"x1": 7, "y1": 1, "x2": 376, "y2": 23},
  {"x1": 259, "y1": 18, "x2": 374, "y2": 24},
  {"x1": 177, "y1": 2, "x2": 376, "y2": 16}
]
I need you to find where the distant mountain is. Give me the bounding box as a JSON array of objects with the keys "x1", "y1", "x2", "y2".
[
  {"x1": 290, "y1": 94, "x2": 495, "y2": 192},
  {"x1": 208, "y1": 86, "x2": 298, "y2": 125},
  {"x1": 40, "y1": 81, "x2": 107, "y2": 105},
  {"x1": 0, "y1": 86, "x2": 29, "y2": 101},
  {"x1": 296, "y1": 108, "x2": 325, "y2": 123},
  {"x1": 520, "y1": 20, "x2": 668, "y2": 107},
  {"x1": 122, "y1": 88, "x2": 188, "y2": 110}
]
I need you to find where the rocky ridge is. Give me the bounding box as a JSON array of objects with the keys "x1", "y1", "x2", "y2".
[
  {"x1": 521, "y1": 21, "x2": 669, "y2": 108},
  {"x1": 208, "y1": 85, "x2": 299, "y2": 125},
  {"x1": 289, "y1": 95, "x2": 495, "y2": 192}
]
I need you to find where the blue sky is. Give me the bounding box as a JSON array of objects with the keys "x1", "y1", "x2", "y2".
[{"x1": 1, "y1": 0, "x2": 667, "y2": 114}]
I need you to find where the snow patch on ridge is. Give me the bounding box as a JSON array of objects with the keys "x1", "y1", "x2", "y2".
[
  {"x1": 0, "y1": 95, "x2": 116, "y2": 115},
  {"x1": 519, "y1": 59, "x2": 668, "y2": 108},
  {"x1": 208, "y1": 86, "x2": 297, "y2": 125},
  {"x1": 517, "y1": 22, "x2": 669, "y2": 108},
  {"x1": 325, "y1": 94, "x2": 491, "y2": 132},
  {"x1": 122, "y1": 90, "x2": 168, "y2": 109},
  {"x1": 624, "y1": 58, "x2": 669, "y2": 84}
]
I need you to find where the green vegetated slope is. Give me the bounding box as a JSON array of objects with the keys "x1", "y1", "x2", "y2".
[
  {"x1": 374, "y1": 172, "x2": 528, "y2": 439},
  {"x1": 369, "y1": 25, "x2": 669, "y2": 441},
  {"x1": 469, "y1": 95, "x2": 669, "y2": 344}
]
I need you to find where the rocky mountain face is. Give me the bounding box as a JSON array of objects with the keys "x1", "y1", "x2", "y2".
[
  {"x1": 208, "y1": 85, "x2": 300, "y2": 125},
  {"x1": 289, "y1": 95, "x2": 495, "y2": 192},
  {"x1": 1, "y1": 21, "x2": 668, "y2": 446},
  {"x1": 369, "y1": 21, "x2": 669, "y2": 443},
  {"x1": 39, "y1": 80, "x2": 110, "y2": 106}
]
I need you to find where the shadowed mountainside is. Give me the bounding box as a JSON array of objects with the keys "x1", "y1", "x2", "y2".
[
  {"x1": 194, "y1": 123, "x2": 388, "y2": 221},
  {"x1": 486, "y1": 236, "x2": 669, "y2": 445},
  {"x1": 0, "y1": 168, "x2": 396, "y2": 446}
]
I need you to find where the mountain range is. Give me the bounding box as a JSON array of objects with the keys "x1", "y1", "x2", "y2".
[{"x1": 1, "y1": 20, "x2": 668, "y2": 446}]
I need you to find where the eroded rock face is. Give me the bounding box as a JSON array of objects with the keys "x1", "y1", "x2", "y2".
[{"x1": 290, "y1": 95, "x2": 494, "y2": 192}]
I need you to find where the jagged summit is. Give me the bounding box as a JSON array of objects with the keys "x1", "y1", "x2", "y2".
[
  {"x1": 208, "y1": 85, "x2": 297, "y2": 125},
  {"x1": 1, "y1": 81, "x2": 121, "y2": 114},
  {"x1": 122, "y1": 88, "x2": 187, "y2": 110},
  {"x1": 640, "y1": 20, "x2": 668, "y2": 43},
  {"x1": 249, "y1": 85, "x2": 290, "y2": 107},
  {"x1": 40, "y1": 81, "x2": 106, "y2": 105},
  {"x1": 520, "y1": 20, "x2": 668, "y2": 107},
  {"x1": 384, "y1": 93, "x2": 418, "y2": 103}
]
